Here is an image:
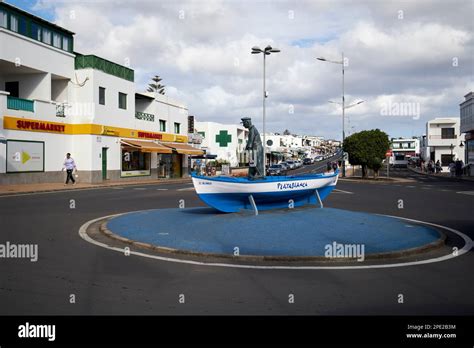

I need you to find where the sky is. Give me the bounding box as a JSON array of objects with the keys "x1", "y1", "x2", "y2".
[{"x1": 9, "y1": 0, "x2": 474, "y2": 140}]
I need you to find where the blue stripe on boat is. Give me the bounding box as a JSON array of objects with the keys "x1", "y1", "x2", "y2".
[{"x1": 197, "y1": 185, "x2": 336, "y2": 213}]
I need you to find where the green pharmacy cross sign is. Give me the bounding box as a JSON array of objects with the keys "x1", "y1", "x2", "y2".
[{"x1": 216, "y1": 130, "x2": 232, "y2": 147}]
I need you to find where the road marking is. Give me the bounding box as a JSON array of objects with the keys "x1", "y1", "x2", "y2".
[
  {"x1": 111, "y1": 187, "x2": 124, "y2": 190},
  {"x1": 456, "y1": 191, "x2": 474, "y2": 195},
  {"x1": 156, "y1": 188, "x2": 168, "y2": 191},
  {"x1": 78, "y1": 214, "x2": 472, "y2": 270},
  {"x1": 177, "y1": 187, "x2": 195, "y2": 191},
  {"x1": 133, "y1": 188, "x2": 147, "y2": 190},
  {"x1": 333, "y1": 189, "x2": 354, "y2": 194},
  {"x1": 406, "y1": 186, "x2": 416, "y2": 188},
  {"x1": 158, "y1": 232, "x2": 169, "y2": 235}
]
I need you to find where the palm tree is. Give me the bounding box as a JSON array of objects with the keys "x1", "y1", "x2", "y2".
[{"x1": 147, "y1": 75, "x2": 166, "y2": 95}]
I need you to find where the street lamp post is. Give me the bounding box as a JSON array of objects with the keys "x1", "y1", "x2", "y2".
[
  {"x1": 252, "y1": 45, "x2": 280, "y2": 176},
  {"x1": 317, "y1": 52, "x2": 361, "y2": 177}
]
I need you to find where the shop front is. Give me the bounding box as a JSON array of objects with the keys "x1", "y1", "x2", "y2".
[
  {"x1": 120, "y1": 139, "x2": 172, "y2": 178},
  {"x1": 160, "y1": 142, "x2": 204, "y2": 178}
]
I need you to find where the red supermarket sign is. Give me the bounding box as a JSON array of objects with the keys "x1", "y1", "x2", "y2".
[
  {"x1": 385, "y1": 150, "x2": 392, "y2": 157},
  {"x1": 137, "y1": 131, "x2": 162, "y2": 139}
]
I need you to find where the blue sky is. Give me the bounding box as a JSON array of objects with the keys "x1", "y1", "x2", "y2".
[{"x1": 6, "y1": 0, "x2": 473, "y2": 140}]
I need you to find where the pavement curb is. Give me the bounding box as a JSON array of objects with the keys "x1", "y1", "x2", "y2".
[
  {"x1": 0, "y1": 178, "x2": 192, "y2": 196},
  {"x1": 339, "y1": 177, "x2": 414, "y2": 184},
  {"x1": 96, "y1": 214, "x2": 446, "y2": 263},
  {"x1": 407, "y1": 166, "x2": 474, "y2": 182}
]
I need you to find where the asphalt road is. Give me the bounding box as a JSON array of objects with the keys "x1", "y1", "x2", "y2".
[{"x1": 0, "y1": 163, "x2": 473, "y2": 315}]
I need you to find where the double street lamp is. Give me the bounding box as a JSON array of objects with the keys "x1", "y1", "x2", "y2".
[
  {"x1": 252, "y1": 45, "x2": 280, "y2": 174},
  {"x1": 317, "y1": 52, "x2": 363, "y2": 177}
]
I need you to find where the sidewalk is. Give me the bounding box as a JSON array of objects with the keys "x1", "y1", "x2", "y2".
[
  {"x1": 408, "y1": 166, "x2": 474, "y2": 182},
  {"x1": 0, "y1": 177, "x2": 192, "y2": 196}
]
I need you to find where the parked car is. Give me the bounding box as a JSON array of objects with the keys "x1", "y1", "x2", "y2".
[
  {"x1": 286, "y1": 160, "x2": 296, "y2": 169},
  {"x1": 303, "y1": 158, "x2": 313, "y2": 165},
  {"x1": 315, "y1": 156, "x2": 323, "y2": 162},
  {"x1": 279, "y1": 162, "x2": 290, "y2": 171},
  {"x1": 295, "y1": 160, "x2": 303, "y2": 168},
  {"x1": 267, "y1": 164, "x2": 287, "y2": 176}
]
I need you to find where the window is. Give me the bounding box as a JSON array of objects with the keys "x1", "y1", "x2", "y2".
[
  {"x1": 392, "y1": 143, "x2": 400, "y2": 149},
  {"x1": 441, "y1": 128, "x2": 455, "y2": 139},
  {"x1": 118, "y1": 92, "x2": 127, "y2": 109},
  {"x1": 159, "y1": 120, "x2": 166, "y2": 132},
  {"x1": 441, "y1": 154, "x2": 454, "y2": 166},
  {"x1": 63, "y1": 36, "x2": 70, "y2": 51},
  {"x1": 99, "y1": 87, "x2": 106, "y2": 105},
  {"x1": 18, "y1": 17, "x2": 27, "y2": 35},
  {"x1": 10, "y1": 14, "x2": 18, "y2": 32},
  {"x1": 174, "y1": 122, "x2": 180, "y2": 134},
  {"x1": 122, "y1": 149, "x2": 151, "y2": 172},
  {"x1": 52, "y1": 32, "x2": 61, "y2": 48},
  {"x1": 0, "y1": 10, "x2": 7, "y2": 28},
  {"x1": 395, "y1": 154, "x2": 405, "y2": 161},
  {"x1": 42, "y1": 28, "x2": 51, "y2": 44},
  {"x1": 402, "y1": 142, "x2": 409, "y2": 149},
  {"x1": 31, "y1": 22, "x2": 41, "y2": 40}
]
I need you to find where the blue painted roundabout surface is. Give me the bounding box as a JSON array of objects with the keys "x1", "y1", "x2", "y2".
[{"x1": 105, "y1": 207, "x2": 443, "y2": 259}]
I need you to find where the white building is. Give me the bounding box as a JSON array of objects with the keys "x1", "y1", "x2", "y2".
[
  {"x1": 460, "y1": 91, "x2": 474, "y2": 175},
  {"x1": 390, "y1": 137, "x2": 420, "y2": 166},
  {"x1": 194, "y1": 121, "x2": 248, "y2": 167},
  {"x1": 0, "y1": 2, "x2": 201, "y2": 184},
  {"x1": 426, "y1": 117, "x2": 463, "y2": 171}
]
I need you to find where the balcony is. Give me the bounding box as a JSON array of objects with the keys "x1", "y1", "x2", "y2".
[
  {"x1": 429, "y1": 135, "x2": 457, "y2": 139},
  {"x1": 75, "y1": 54, "x2": 134, "y2": 82},
  {"x1": 427, "y1": 134, "x2": 459, "y2": 147},
  {"x1": 7, "y1": 96, "x2": 34, "y2": 112},
  {"x1": 135, "y1": 111, "x2": 155, "y2": 122}
]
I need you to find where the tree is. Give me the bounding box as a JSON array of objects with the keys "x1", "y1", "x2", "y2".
[
  {"x1": 343, "y1": 129, "x2": 390, "y2": 178},
  {"x1": 147, "y1": 75, "x2": 166, "y2": 95},
  {"x1": 283, "y1": 129, "x2": 291, "y2": 135}
]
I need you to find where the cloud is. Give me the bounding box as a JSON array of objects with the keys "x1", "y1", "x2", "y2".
[{"x1": 28, "y1": 0, "x2": 474, "y2": 139}]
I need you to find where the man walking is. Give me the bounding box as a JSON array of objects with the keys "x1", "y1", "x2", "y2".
[{"x1": 62, "y1": 153, "x2": 77, "y2": 185}]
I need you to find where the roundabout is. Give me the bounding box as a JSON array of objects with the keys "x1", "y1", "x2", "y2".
[{"x1": 79, "y1": 206, "x2": 472, "y2": 269}]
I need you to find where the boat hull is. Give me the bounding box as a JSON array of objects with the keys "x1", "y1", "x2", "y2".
[{"x1": 192, "y1": 172, "x2": 338, "y2": 213}]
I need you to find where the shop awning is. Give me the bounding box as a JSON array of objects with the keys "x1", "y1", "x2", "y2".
[
  {"x1": 162, "y1": 142, "x2": 205, "y2": 155},
  {"x1": 121, "y1": 139, "x2": 173, "y2": 153}
]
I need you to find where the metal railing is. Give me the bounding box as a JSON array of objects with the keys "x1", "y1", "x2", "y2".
[
  {"x1": 135, "y1": 111, "x2": 155, "y2": 122},
  {"x1": 429, "y1": 134, "x2": 457, "y2": 139},
  {"x1": 56, "y1": 104, "x2": 66, "y2": 117},
  {"x1": 7, "y1": 96, "x2": 34, "y2": 112}
]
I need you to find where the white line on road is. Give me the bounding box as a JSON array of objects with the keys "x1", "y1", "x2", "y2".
[
  {"x1": 156, "y1": 188, "x2": 168, "y2": 191},
  {"x1": 333, "y1": 189, "x2": 354, "y2": 194},
  {"x1": 78, "y1": 213, "x2": 472, "y2": 270},
  {"x1": 177, "y1": 187, "x2": 195, "y2": 191},
  {"x1": 133, "y1": 188, "x2": 147, "y2": 190},
  {"x1": 406, "y1": 186, "x2": 416, "y2": 188},
  {"x1": 456, "y1": 191, "x2": 474, "y2": 195}
]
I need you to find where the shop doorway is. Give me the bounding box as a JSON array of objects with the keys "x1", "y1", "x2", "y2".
[
  {"x1": 171, "y1": 153, "x2": 182, "y2": 178},
  {"x1": 102, "y1": 147, "x2": 108, "y2": 180}
]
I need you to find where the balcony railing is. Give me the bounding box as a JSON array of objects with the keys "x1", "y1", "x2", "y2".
[
  {"x1": 429, "y1": 135, "x2": 457, "y2": 139},
  {"x1": 56, "y1": 104, "x2": 66, "y2": 117},
  {"x1": 7, "y1": 96, "x2": 34, "y2": 112},
  {"x1": 135, "y1": 111, "x2": 155, "y2": 122}
]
